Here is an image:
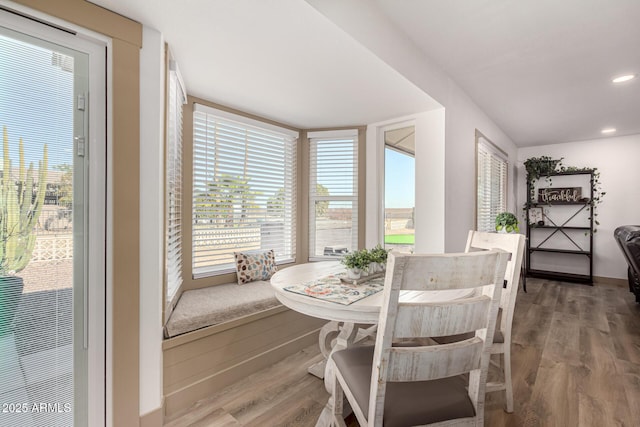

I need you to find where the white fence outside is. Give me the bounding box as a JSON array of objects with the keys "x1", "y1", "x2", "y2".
[{"x1": 31, "y1": 234, "x2": 73, "y2": 261}]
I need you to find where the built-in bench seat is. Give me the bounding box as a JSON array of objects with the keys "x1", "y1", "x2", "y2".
[
  {"x1": 164, "y1": 280, "x2": 281, "y2": 338},
  {"x1": 162, "y1": 278, "x2": 325, "y2": 417}
]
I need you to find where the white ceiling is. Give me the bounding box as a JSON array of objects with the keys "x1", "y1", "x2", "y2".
[
  {"x1": 90, "y1": 0, "x2": 440, "y2": 130},
  {"x1": 375, "y1": 0, "x2": 640, "y2": 146},
  {"x1": 91, "y1": 0, "x2": 640, "y2": 146}
]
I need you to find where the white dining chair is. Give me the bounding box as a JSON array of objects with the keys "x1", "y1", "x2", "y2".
[
  {"x1": 463, "y1": 230, "x2": 526, "y2": 413},
  {"x1": 327, "y1": 249, "x2": 509, "y2": 426}
]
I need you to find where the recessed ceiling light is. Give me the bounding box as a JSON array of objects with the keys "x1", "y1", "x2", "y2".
[
  {"x1": 612, "y1": 74, "x2": 636, "y2": 83},
  {"x1": 601, "y1": 128, "x2": 616, "y2": 134}
]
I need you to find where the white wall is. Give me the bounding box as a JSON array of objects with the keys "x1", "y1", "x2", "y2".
[
  {"x1": 308, "y1": 0, "x2": 519, "y2": 252},
  {"x1": 139, "y1": 26, "x2": 164, "y2": 417},
  {"x1": 415, "y1": 109, "x2": 446, "y2": 253},
  {"x1": 443, "y1": 87, "x2": 519, "y2": 251},
  {"x1": 518, "y1": 133, "x2": 640, "y2": 280}
]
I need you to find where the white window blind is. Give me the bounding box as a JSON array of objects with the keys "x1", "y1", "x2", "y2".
[
  {"x1": 308, "y1": 130, "x2": 358, "y2": 259},
  {"x1": 166, "y1": 59, "x2": 186, "y2": 302},
  {"x1": 476, "y1": 137, "x2": 508, "y2": 232},
  {"x1": 192, "y1": 103, "x2": 298, "y2": 277}
]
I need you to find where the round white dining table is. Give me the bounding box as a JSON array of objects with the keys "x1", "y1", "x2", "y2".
[
  {"x1": 270, "y1": 261, "x2": 472, "y2": 368},
  {"x1": 271, "y1": 261, "x2": 472, "y2": 324},
  {"x1": 271, "y1": 261, "x2": 474, "y2": 427}
]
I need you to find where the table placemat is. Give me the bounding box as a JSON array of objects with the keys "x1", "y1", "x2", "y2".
[{"x1": 284, "y1": 273, "x2": 384, "y2": 305}]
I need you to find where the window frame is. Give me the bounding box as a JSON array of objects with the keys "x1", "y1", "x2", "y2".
[
  {"x1": 164, "y1": 53, "x2": 186, "y2": 313},
  {"x1": 308, "y1": 129, "x2": 360, "y2": 261},
  {"x1": 475, "y1": 130, "x2": 508, "y2": 233}
]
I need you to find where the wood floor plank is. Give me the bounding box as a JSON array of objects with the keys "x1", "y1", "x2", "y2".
[
  {"x1": 598, "y1": 284, "x2": 633, "y2": 316},
  {"x1": 225, "y1": 374, "x2": 326, "y2": 424},
  {"x1": 164, "y1": 279, "x2": 640, "y2": 427},
  {"x1": 190, "y1": 408, "x2": 242, "y2": 427},
  {"x1": 163, "y1": 401, "x2": 236, "y2": 427},
  {"x1": 512, "y1": 303, "x2": 554, "y2": 348},
  {"x1": 556, "y1": 284, "x2": 581, "y2": 316},
  {"x1": 577, "y1": 326, "x2": 632, "y2": 426},
  {"x1": 617, "y1": 358, "x2": 640, "y2": 426},
  {"x1": 524, "y1": 360, "x2": 580, "y2": 427},
  {"x1": 607, "y1": 312, "x2": 640, "y2": 365},
  {"x1": 579, "y1": 295, "x2": 611, "y2": 332},
  {"x1": 540, "y1": 311, "x2": 581, "y2": 366},
  {"x1": 532, "y1": 279, "x2": 561, "y2": 309},
  {"x1": 243, "y1": 395, "x2": 325, "y2": 427}
]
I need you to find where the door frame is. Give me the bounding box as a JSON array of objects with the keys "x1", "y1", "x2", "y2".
[
  {"x1": 376, "y1": 119, "x2": 416, "y2": 248},
  {"x1": 0, "y1": 6, "x2": 108, "y2": 426}
]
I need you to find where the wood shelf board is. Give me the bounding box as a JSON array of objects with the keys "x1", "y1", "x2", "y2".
[
  {"x1": 529, "y1": 226, "x2": 591, "y2": 230},
  {"x1": 528, "y1": 202, "x2": 589, "y2": 207},
  {"x1": 526, "y1": 269, "x2": 593, "y2": 285},
  {"x1": 547, "y1": 170, "x2": 595, "y2": 176},
  {"x1": 529, "y1": 248, "x2": 590, "y2": 255}
]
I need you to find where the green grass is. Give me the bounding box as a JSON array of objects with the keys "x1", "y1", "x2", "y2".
[{"x1": 384, "y1": 234, "x2": 415, "y2": 245}]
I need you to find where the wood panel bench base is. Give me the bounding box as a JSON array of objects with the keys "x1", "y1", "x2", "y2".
[{"x1": 163, "y1": 306, "x2": 325, "y2": 419}]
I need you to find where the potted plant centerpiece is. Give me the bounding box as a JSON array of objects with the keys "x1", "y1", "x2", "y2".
[
  {"x1": 369, "y1": 244, "x2": 389, "y2": 273},
  {"x1": 341, "y1": 249, "x2": 371, "y2": 279},
  {"x1": 0, "y1": 127, "x2": 48, "y2": 336},
  {"x1": 495, "y1": 212, "x2": 520, "y2": 233}
]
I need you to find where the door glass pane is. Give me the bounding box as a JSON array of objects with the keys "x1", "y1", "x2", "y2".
[
  {"x1": 0, "y1": 26, "x2": 84, "y2": 427},
  {"x1": 384, "y1": 126, "x2": 415, "y2": 253}
]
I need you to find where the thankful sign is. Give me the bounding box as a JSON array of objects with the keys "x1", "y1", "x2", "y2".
[{"x1": 538, "y1": 187, "x2": 583, "y2": 203}]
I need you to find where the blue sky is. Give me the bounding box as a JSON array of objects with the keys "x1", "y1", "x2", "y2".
[
  {"x1": 0, "y1": 32, "x2": 73, "y2": 170},
  {"x1": 385, "y1": 147, "x2": 415, "y2": 209}
]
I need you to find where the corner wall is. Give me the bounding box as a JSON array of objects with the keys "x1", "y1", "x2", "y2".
[
  {"x1": 139, "y1": 26, "x2": 165, "y2": 423},
  {"x1": 308, "y1": 0, "x2": 519, "y2": 252},
  {"x1": 518, "y1": 133, "x2": 640, "y2": 280}
]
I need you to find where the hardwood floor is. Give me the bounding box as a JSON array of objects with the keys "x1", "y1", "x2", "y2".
[{"x1": 164, "y1": 279, "x2": 640, "y2": 427}]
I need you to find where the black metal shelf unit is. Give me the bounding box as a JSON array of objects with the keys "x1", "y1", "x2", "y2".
[{"x1": 525, "y1": 170, "x2": 594, "y2": 284}]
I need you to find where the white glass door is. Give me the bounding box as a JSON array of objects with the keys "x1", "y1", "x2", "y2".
[
  {"x1": 383, "y1": 126, "x2": 415, "y2": 253},
  {"x1": 0, "y1": 11, "x2": 105, "y2": 427}
]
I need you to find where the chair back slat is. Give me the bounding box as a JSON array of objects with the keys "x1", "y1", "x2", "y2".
[
  {"x1": 390, "y1": 251, "x2": 510, "y2": 291},
  {"x1": 386, "y1": 339, "x2": 483, "y2": 382},
  {"x1": 393, "y1": 296, "x2": 491, "y2": 338}
]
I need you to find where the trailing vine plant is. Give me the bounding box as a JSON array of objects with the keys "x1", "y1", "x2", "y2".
[
  {"x1": 523, "y1": 156, "x2": 563, "y2": 202},
  {"x1": 523, "y1": 156, "x2": 605, "y2": 234},
  {"x1": 556, "y1": 165, "x2": 606, "y2": 233}
]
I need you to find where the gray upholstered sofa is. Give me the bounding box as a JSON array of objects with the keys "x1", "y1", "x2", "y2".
[{"x1": 614, "y1": 225, "x2": 640, "y2": 302}]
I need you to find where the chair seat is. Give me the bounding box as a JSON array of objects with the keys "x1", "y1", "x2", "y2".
[{"x1": 332, "y1": 346, "x2": 476, "y2": 427}]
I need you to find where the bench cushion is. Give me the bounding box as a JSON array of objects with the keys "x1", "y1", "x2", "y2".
[{"x1": 164, "y1": 280, "x2": 280, "y2": 338}]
